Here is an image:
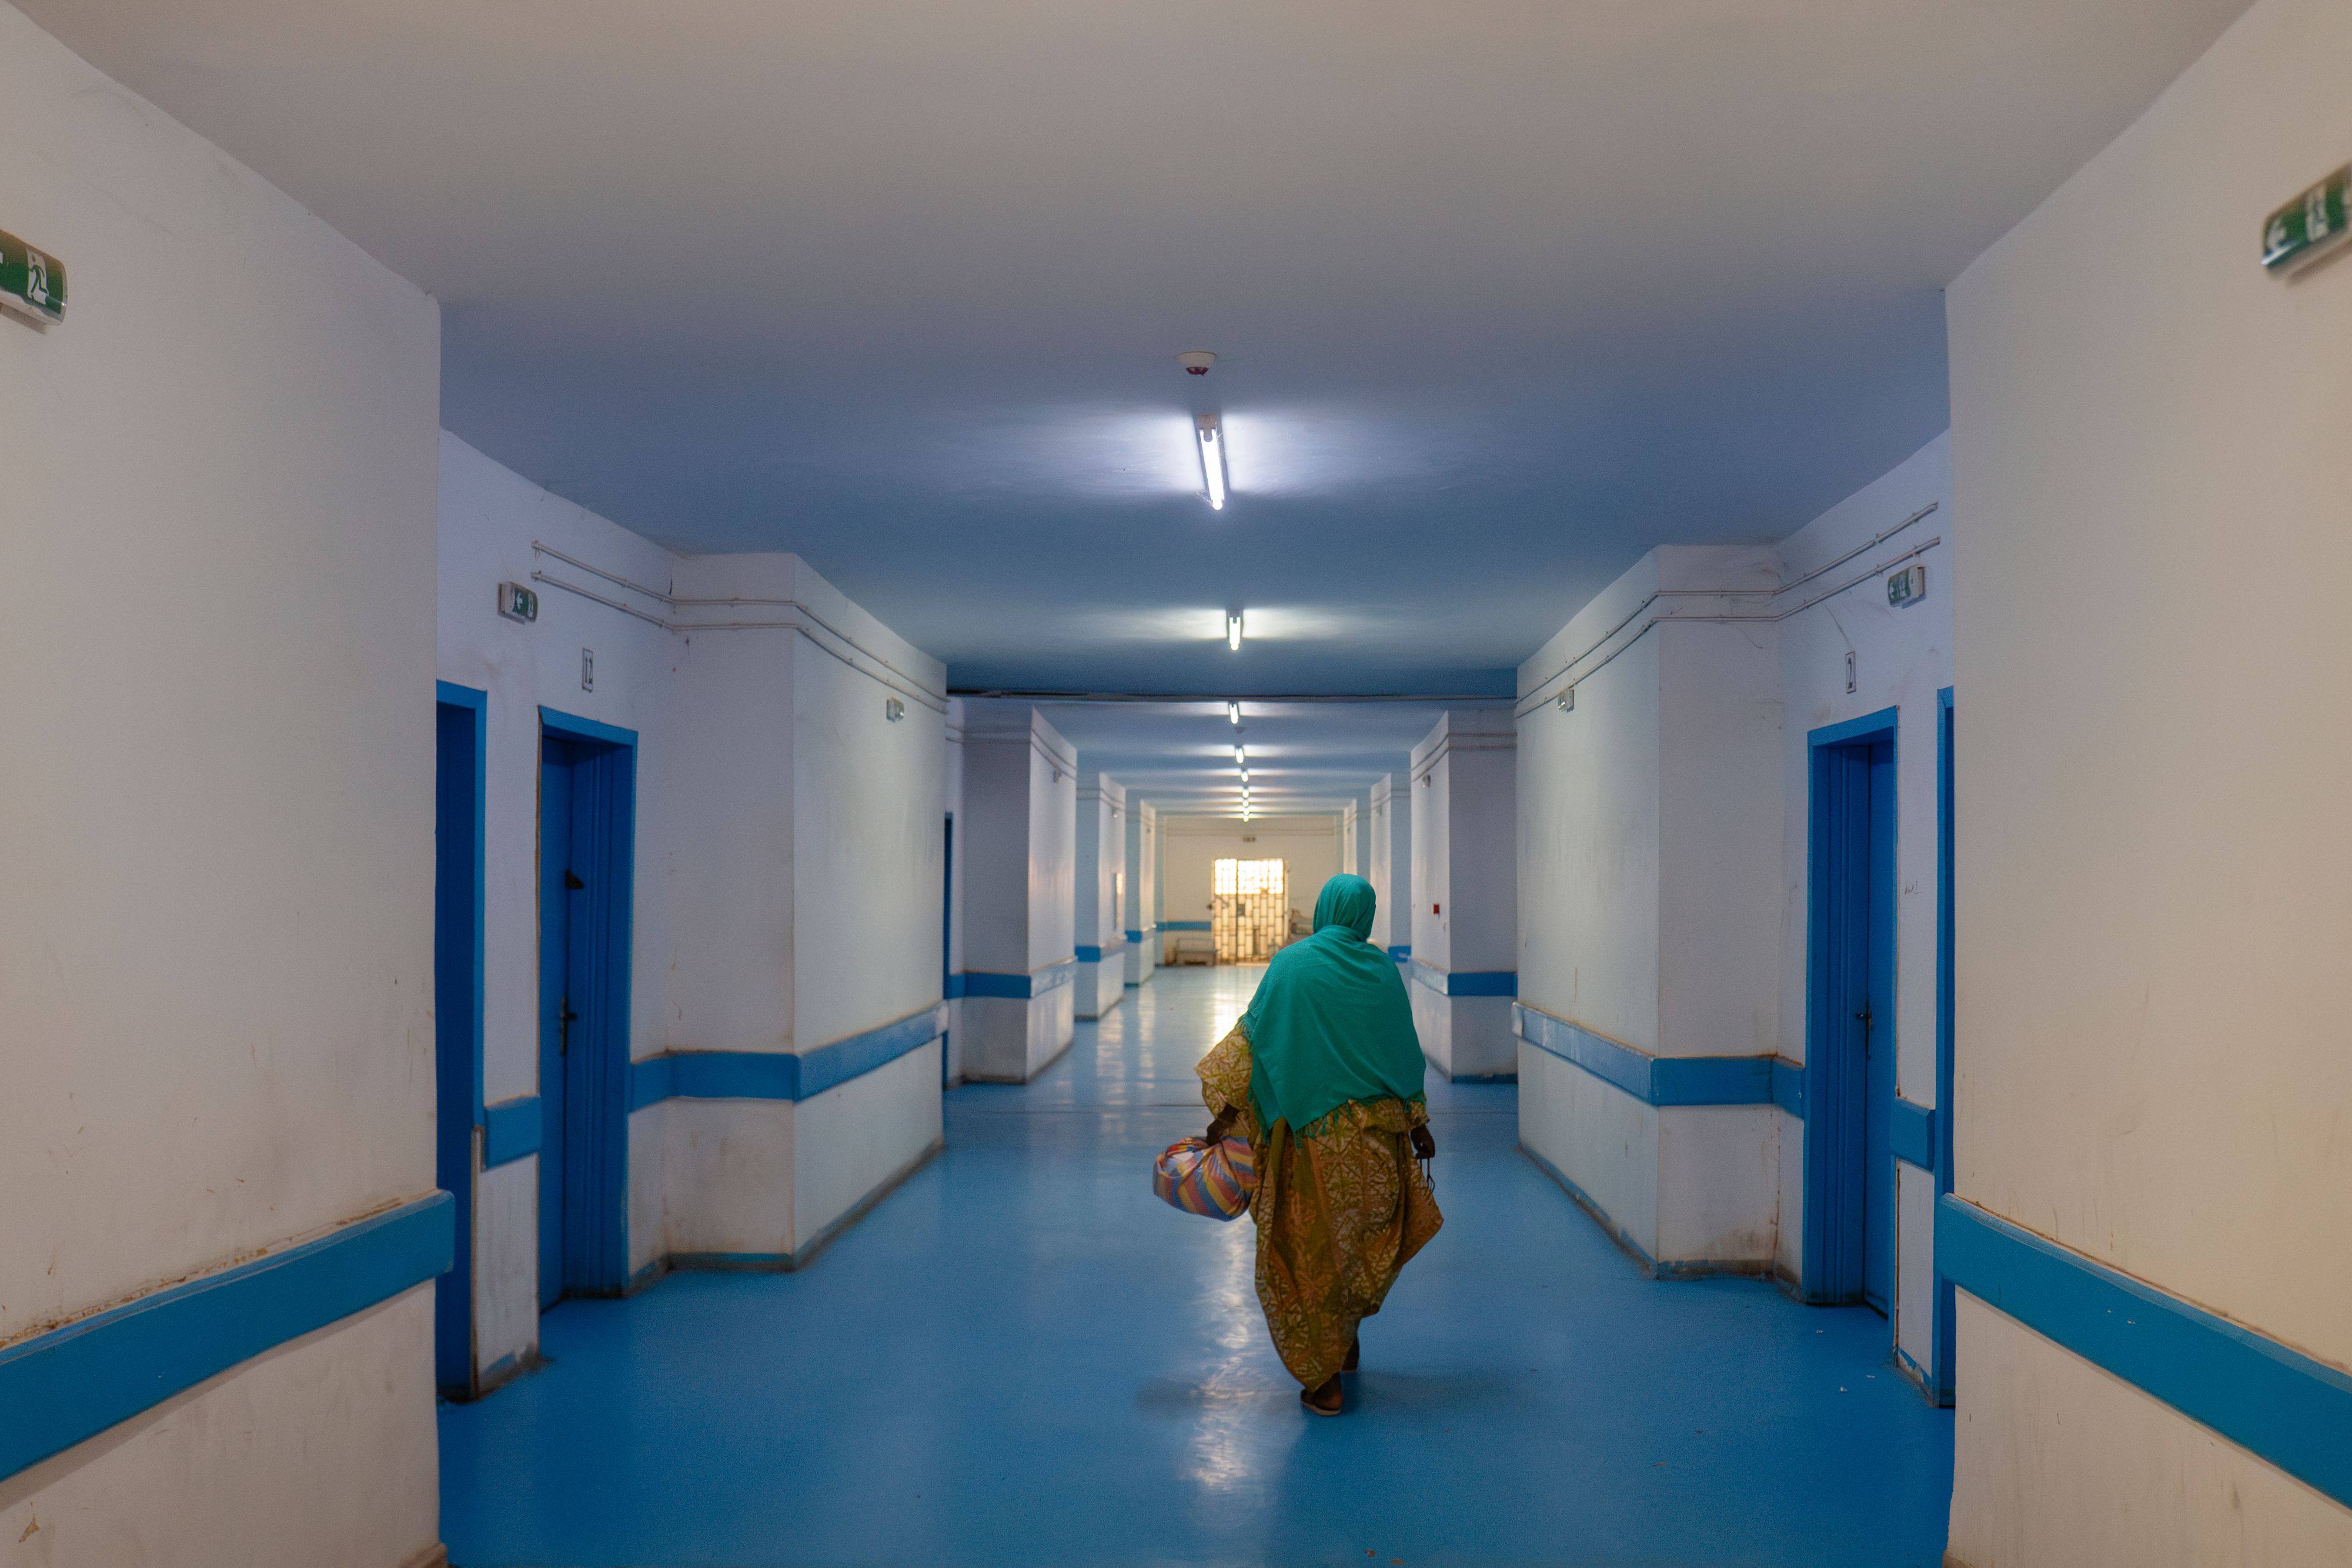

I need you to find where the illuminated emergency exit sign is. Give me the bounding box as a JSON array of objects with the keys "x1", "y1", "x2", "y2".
[
  {"x1": 0, "y1": 228, "x2": 65, "y2": 325},
  {"x1": 2262, "y1": 166, "x2": 2350, "y2": 273}
]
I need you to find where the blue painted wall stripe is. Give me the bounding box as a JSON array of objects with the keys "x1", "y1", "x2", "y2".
[
  {"x1": 483, "y1": 1096, "x2": 542, "y2": 1168},
  {"x1": 1074, "y1": 937, "x2": 1128, "y2": 963},
  {"x1": 1387, "y1": 944, "x2": 1411, "y2": 962},
  {"x1": 1772, "y1": 1058, "x2": 1807, "y2": 1118},
  {"x1": 1124, "y1": 928, "x2": 1154, "y2": 944},
  {"x1": 0, "y1": 1193, "x2": 453, "y2": 1482},
  {"x1": 800, "y1": 1007, "x2": 944, "y2": 1098},
  {"x1": 958, "y1": 971, "x2": 1030, "y2": 999},
  {"x1": 629, "y1": 1053, "x2": 676, "y2": 1108},
  {"x1": 1890, "y1": 1097, "x2": 1937, "y2": 1170},
  {"x1": 1409, "y1": 959, "x2": 1518, "y2": 998},
  {"x1": 1514, "y1": 1002, "x2": 1788, "y2": 1108},
  {"x1": 1937, "y1": 1195, "x2": 2352, "y2": 1508},
  {"x1": 1447, "y1": 969, "x2": 1518, "y2": 997},
  {"x1": 629, "y1": 1005, "x2": 944, "y2": 1108},
  {"x1": 1162, "y1": 920, "x2": 1211, "y2": 932},
  {"x1": 957, "y1": 961, "x2": 1077, "y2": 999}
]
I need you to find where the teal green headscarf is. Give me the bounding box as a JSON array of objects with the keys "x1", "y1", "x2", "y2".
[{"x1": 1241, "y1": 874, "x2": 1426, "y2": 1134}]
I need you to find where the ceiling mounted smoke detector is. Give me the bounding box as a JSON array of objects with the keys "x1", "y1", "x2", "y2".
[{"x1": 1177, "y1": 350, "x2": 1216, "y2": 376}]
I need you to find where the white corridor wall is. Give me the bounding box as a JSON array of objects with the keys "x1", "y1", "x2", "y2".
[
  {"x1": 1514, "y1": 434, "x2": 1954, "y2": 1395},
  {"x1": 1409, "y1": 711, "x2": 1520, "y2": 1080},
  {"x1": 0, "y1": 4, "x2": 444, "y2": 1560},
  {"x1": 1943, "y1": 0, "x2": 2352, "y2": 1557},
  {"x1": 438, "y1": 436, "x2": 947, "y2": 1380},
  {"x1": 957, "y1": 703, "x2": 1078, "y2": 1081}
]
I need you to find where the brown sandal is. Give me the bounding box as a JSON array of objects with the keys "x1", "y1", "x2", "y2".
[{"x1": 1301, "y1": 1374, "x2": 1344, "y2": 1416}]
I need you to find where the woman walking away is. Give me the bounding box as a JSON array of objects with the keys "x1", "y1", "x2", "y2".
[{"x1": 1197, "y1": 873, "x2": 1442, "y2": 1416}]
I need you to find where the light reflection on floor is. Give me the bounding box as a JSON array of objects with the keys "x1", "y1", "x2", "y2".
[{"x1": 439, "y1": 964, "x2": 1953, "y2": 1567}]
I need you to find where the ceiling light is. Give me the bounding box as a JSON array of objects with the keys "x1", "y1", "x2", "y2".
[
  {"x1": 1196, "y1": 414, "x2": 1228, "y2": 511},
  {"x1": 1234, "y1": 744, "x2": 1245, "y2": 764},
  {"x1": 1227, "y1": 701, "x2": 1241, "y2": 726},
  {"x1": 1227, "y1": 611, "x2": 1244, "y2": 651}
]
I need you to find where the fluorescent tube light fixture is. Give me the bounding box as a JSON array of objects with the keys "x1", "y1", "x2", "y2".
[
  {"x1": 1234, "y1": 745, "x2": 1246, "y2": 765},
  {"x1": 1228, "y1": 701, "x2": 1241, "y2": 726},
  {"x1": 1195, "y1": 413, "x2": 1228, "y2": 510},
  {"x1": 1227, "y1": 612, "x2": 1244, "y2": 651}
]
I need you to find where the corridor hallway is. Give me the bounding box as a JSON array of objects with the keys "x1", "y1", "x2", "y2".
[{"x1": 439, "y1": 967, "x2": 1952, "y2": 1568}]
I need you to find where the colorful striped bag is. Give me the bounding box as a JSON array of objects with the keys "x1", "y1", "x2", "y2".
[{"x1": 1152, "y1": 1135, "x2": 1259, "y2": 1221}]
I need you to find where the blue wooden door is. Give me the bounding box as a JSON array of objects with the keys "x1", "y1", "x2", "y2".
[
  {"x1": 1862, "y1": 738, "x2": 1897, "y2": 1312},
  {"x1": 537, "y1": 738, "x2": 574, "y2": 1310},
  {"x1": 1802, "y1": 711, "x2": 1902, "y2": 1308}
]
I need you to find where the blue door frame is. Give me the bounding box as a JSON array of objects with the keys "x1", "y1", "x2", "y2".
[
  {"x1": 433, "y1": 682, "x2": 487, "y2": 1396},
  {"x1": 941, "y1": 813, "x2": 954, "y2": 1086},
  {"x1": 1802, "y1": 707, "x2": 1900, "y2": 1307},
  {"x1": 1933, "y1": 687, "x2": 1956, "y2": 1403},
  {"x1": 538, "y1": 707, "x2": 638, "y2": 1304}
]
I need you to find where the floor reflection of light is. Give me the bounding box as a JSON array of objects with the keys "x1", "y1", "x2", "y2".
[
  {"x1": 1184, "y1": 1207, "x2": 1298, "y2": 1499},
  {"x1": 1208, "y1": 964, "x2": 1262, "y2": 1043},
  {"x1": 1180, "y1": 964, "x2": 1295, "y2": 1505}
]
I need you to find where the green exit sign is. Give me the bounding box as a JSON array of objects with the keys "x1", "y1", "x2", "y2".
[
  {"x1": 2263, "y1": 166, "x2": 2350, "y2": 273},
  {"x1": 0, "y1": 228, "x2": 64, "y2": 325}
]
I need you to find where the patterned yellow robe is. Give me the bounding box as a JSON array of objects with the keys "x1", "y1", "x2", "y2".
[{"x1": 1198, "y1": 1019, "x2": 1444, "y2": 1390}]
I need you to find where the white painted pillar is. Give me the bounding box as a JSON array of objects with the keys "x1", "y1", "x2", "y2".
[
  {"x1": 1512, "y1": 544, "x2": 1786, "y2": 1281},
  {"x1": 1368, "y1": 773, "x2": 1412, "y2": 961},
  {"x1": 654, "y1": 553, "x2": 950, "y2": 1269},
  {"x1": 1125, "y1": 801, "x2": 1158, "y2": 987},
  {"x1": 1073, "y1": 771, "x2": 1128, "y2": 1019},
  {"x1": 1406, "y1": 710, "x2": 1519, "y2": 1079},
  {"x1": 957, "y1": 702, "x2": 1078, "y2": 1081}
]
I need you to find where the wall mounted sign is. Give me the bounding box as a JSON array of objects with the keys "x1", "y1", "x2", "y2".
[
  {"x1": 0, "y1": 228, "x2": 65, "y2": 325},
  {"x1": 2262, "y1": 166, "x2": 2350, "y2": 273}
]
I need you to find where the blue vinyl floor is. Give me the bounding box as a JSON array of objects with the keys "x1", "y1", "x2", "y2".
[{"x1": 440, "y1": 965, "x2": 1953, "y2": 1567}]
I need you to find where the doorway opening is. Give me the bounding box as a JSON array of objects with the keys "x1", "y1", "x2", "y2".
[
  {"x1": 538, "y1": 710, "x2": 637, "y2": 1308},
  {"x1": 433, "y1": 683, "x2": 487, "y2": 1395},
  {"x1": 1802, "y1": 710, "x2": 1898, "y2": 1311},
  {"x1": 942, "y1": 813, "x2": 954, "y2": 1086},
  {"x1": 1211, "y1": 857, "x2": 1287, "y2": 963}
]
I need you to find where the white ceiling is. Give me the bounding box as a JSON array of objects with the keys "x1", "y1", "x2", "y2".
[
  {"x1": 18, "y1": 0, "x2": 2254, "y2": 808},
  {"x1": 1044, "y1": 699, "x2": 1489, "y2": 817}
]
